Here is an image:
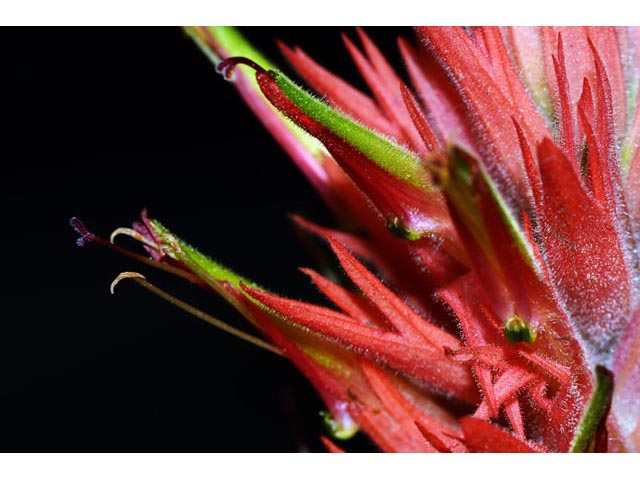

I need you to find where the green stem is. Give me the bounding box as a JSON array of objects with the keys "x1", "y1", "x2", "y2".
[{"x1": 569, "y1": 365, "x2": 614, "y2": 452}]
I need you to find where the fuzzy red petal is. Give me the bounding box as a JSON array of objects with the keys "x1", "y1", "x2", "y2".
[
  {"x1": 460, "y1": 417, "x2": 545, "y2": 452},
  {"x1": 536, "y1": 138, "x2": 631, "y2": 355}
]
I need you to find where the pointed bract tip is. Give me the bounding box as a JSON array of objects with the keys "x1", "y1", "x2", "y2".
[
  {"x1": 110, "y1": 271, "x2": 146, "y2": 295},
  {"x1": 70, "y1": 217, "x2": 95, "y2": 247},
  {"x1": 216, "y1": 56, "x2": 268, "y2": 80}
]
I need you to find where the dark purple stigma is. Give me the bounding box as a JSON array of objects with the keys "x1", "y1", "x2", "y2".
[
  {"x1": 216, "y1": 56, "x2": 267, "y2": 80},
  {"x1": 69, "y1": 217, "x2": 95, "y2": 247}
]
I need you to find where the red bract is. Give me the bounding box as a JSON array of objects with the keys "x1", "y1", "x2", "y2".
[{"x1": 77, "y1": 27, "x2": 640, "y2": 452}]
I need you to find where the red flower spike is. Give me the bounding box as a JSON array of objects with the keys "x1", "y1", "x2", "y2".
[{"x1": 85, "y1": 27, "x2": 640, "y2": 452}]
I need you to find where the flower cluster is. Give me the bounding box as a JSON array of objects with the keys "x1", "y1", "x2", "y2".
[{"x1": 76, "y1": 27, "x2": 640, "y2": 452}]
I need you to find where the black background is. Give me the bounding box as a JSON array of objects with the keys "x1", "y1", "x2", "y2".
[{"x1": 1, "y1": 27, "x2": 410, "y2": 452}]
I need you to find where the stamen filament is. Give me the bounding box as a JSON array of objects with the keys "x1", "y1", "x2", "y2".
[
  {"x1": 110, "y1": 272, "x2": 285, "y2": 358},
  {"x1": 71, "y1": 218, "x2": 202, "y2": 285},
  {"x1": 94, "y1": 235, "x2": 202, "y2": 285},
  {"x1": 110, "y1": 227, "x2": 160, "y2": 251}
]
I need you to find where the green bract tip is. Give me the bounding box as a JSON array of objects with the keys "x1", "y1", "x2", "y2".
[
  {"x1": 504, "y1": 315, "x2": 537, "y2": 344},
  {"x1": 386, "y1": 217, "x2": 422, "y2": 241},
  {"x1": 320, "y1": 411, "x2": 359, "y2": 441}
]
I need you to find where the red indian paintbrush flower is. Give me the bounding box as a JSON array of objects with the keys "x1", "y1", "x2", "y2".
[{"x1": 73, "y1": 27, "x2": 640, "y2": 452}]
